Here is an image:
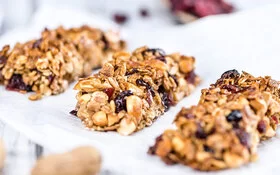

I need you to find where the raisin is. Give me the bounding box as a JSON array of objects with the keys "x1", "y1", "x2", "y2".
[
  {"x1": 113, "y1": 13, "x2": 128, "y2": 25},
  {"x1": 168, "y1": 73, "x2": 178, "y2": 85},
  {"x1": 70, "y1": 110, "x2": 77, "y2": 116},
  {"x1": 222, "y1": 84, "x2": 241, "y2": 93},
  {"x1": 203, "y1": 145, "x2": 214, "y2": 153},
  {"x1": 144, "y1": 48, "x2": 166, "y2": 56},
  {"x1": 155, "y1": 56, "x2": 167, "y2": 63},
  {"x1": 136, "y1": 79, "x2": 155, "y2": 97},
  {"x1": 103, "y1": 88, "x2": 115, "y2": 100},
  {"x1": 220, "y1": 69, "x2": 240, "y2": 79},
  {"x1": 32, "y1": 38, "x2": 42, "y2": 49},
  {"x1": 48, "y1": 75, "x2": 55, "y2": 85},
  {"x1": 125, "y1": 68, "x2": 139, "y2": 76},
  {"x1": 257, "y1": 120, "x2": 266, "y2": 133},
  {"x1": 226, "y1": 110, "x2": 242, "y2": 122},
  {"x1": 114, "y1": 90, "x2": 133, "y2": 113},
  {"x1": 185, "y1": 70, "x2": 196, "y2": 84},
  {"x1": 195, "y1": 124, "x2": 207, "y2": 139},
  {"x1": 161, "y1": 92, "x2": 173, "y2": 112},
  {"x1": 6, "y1": 74, "x2": 32, "y2": 92},
  {"x1": 235, "y1": 129, "x2": 250, "y2": 147},
  {"x1": 140, "y1": 8, "x2": 149, "y2": 17}
]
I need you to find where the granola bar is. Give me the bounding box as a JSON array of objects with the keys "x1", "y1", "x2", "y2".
[
  {"x1": 0, "y1": 25, "x2": 125, "y2": 100},
  {"x1": 149, "y1": 70, "x2": 280, "y2": 171},
  {"x1": 72, "y1": 46, "x2": 200, "y2": 135}
]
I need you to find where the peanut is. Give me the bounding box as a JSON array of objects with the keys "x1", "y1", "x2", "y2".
[{"x1": 31, "y1": 146, "x2": 101, "y2": 175}]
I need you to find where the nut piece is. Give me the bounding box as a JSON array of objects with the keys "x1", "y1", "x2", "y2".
[
  {"x1": 126, "y1": 95, "x2": 143, "y2": 123},
  {"x1": 31, "y1": 146, "x2": 101, "y2": 175},
  {"x1": 92, "y1": 111, "x2": 108, "y2": 127},
  {"x1": 117, "y1": 118, "x2": 137, "y2": 136}
]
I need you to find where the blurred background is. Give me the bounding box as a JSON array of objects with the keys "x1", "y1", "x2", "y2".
[{"x1": 0, "y1": 0, "x2": 279, "y2": 34}]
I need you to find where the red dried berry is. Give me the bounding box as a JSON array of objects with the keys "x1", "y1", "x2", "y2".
[
  {"x1": 136, "y1": 79, "x2": 155, "y2": 97},
  {"x1": 257, "y1": 120, "x2": 266, "y2": 133},
  {"x1": 113, "y1": 13, "x2": 128, "y2": 25},
  {"x1": 272, "y1": 115, "x2": 279, "y2": 124},
  {"x1": 103, "y1": 88, "x2": 115, "y2": 100},
  {"x1": 169, "y1": 0, "x2": 234, "y2": 18}
]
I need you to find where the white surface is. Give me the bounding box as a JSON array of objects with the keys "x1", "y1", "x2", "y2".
[{"x1": 1, "y1": 4, "x2": 280, "y2": 175}]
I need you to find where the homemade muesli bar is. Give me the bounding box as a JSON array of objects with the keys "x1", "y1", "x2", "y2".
[
  {"x1": 72, "y1": 46, "x2": 200, "y2": 135},
  {"x1": 0, "y1": 25, "x2": 125, "y2": 100},
  {"x1": 149, "y1": 70, "x2": 280, "y2": 171}
]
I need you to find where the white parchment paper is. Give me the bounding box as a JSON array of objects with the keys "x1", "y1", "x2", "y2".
[{"x1": 1, "y1": 5, "x2": 280, "y2": 175}]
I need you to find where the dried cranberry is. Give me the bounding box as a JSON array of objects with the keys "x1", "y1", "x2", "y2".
[
  {"x1": 125, "y1": 68, "x2": 139, "y2": 76},
  {"x1": 257, "y1": 120, "x2": 266, "y2": 133},
  {"x1": 114, "y1": 90, "x2": 133, "y2": 113},
  {"x1": 6, "y1": 74, "x2": 32, "y2": 92},
  {"x1": 185, "y1": 70, "x2": 196, "y2": 84},
  {"x1": 70, "y1": 110, "x2": 77, "y2": 116},
  {"x1": 140, "y1": 8, "x2": 149, "y2": 17},
  {"x1": 169, "y1": 0, "x2": 234, "y2": 18},
  {"x1": 136, "y1": 79, "x2": 155, "y2": 97},
  {"x1": 272, "y1": 115, "x2": 278, "y2": 124},
  {"x1": 113, "y1": 13, "x2": 128, "y2": 25},
  {"x1": 0, "y1": 55, "x2": 7, "y2": 65},
  {"x1": 235, "y1": 129, "x2": 250, "y2": 147},
  {"x1": 32, "y1": 38, "x2": 42, "y2": 49},
  {"x1": 221, "y1": 69, "x2": 240, "y2": 79},
  {"x1": 103, "y1": 88, "x2": 115, "y2": 100},
  {"x1": 195, "y1": 124, "x2": 207, "y2": 139},
  {"x1": 226, "y1": 110, "x2": 242, "y2": 122}
]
